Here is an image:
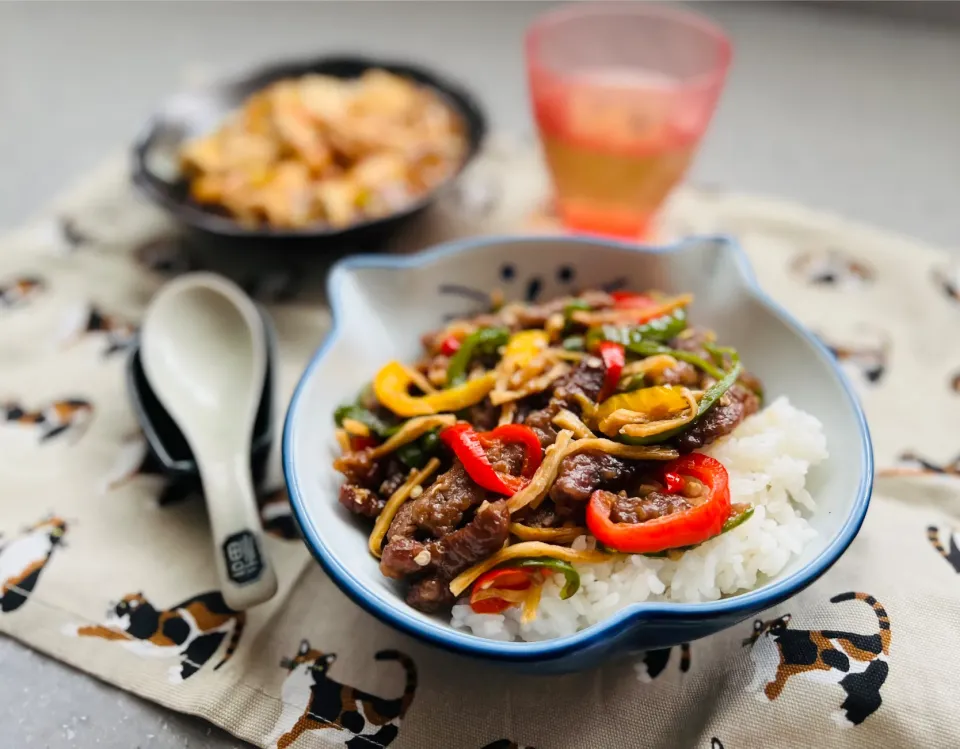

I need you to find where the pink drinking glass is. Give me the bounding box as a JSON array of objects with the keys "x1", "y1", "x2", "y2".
[{"x1": 525, "y1": 3, "x2": 732, "y2": 238}]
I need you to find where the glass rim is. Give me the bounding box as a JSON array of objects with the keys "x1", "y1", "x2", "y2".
[{"x1": 525, "y1": 2, "x2": 733, "y2": 92}]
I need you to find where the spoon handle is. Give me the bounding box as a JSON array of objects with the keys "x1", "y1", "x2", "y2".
[{"x1": 200, "y1": 454, "x2": 279, "y2": 611}]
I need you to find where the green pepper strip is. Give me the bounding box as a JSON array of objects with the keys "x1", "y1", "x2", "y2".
[
  {"x1": 446, "y1": 327, "x2": 510, "y2": 387},
  {"x1": 562, "y1": 335, "x2": 585, "y2": 352},
  {"x1": 721, "y1": 506, "x2": 755, "y2": 533},
  {"x1": 564, "y1": 299, "x2": 593, "y2": 317},
  {"x1": 617, "y1": 374, "x2": 648, "y2": 393},
  {"x1": 619, "y1": 357, "x2": 744, "y2": 446},
  {"x1": 642, "y1": 506, "x2": 756, "y2": 557},
  {"x1": 396, "y1": 430, "x2": 441, "y2": 469},
  {"x1": 516, "y1": 558, "x2": 580, "y2": 599},
  {"x1": 333, "y1": 404, "x2": 393, "y2": 438},
  {"x1": 626, "y1": 340, "x2": 727, "y2": 381},
  {"x1": 584, "y1": 309, "x2": 687, "y2": 350},
  {"x1": 706, "y1": 342, "x2": 764, "y2": 404}
]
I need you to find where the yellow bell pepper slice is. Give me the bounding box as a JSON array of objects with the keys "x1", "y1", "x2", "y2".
[
  {"x1": 373, "y1": 361, "x2": 497, "y2": 417},
  {"x1": 593, "y1": 385, "x2": 691, "y2": 426},
  {"x1": 503, "y1": 330, "x2": 550, "y2": 367}
]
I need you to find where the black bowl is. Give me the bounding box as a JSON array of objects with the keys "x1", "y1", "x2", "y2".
[
  {"x1": 125, "y1": 306, "x2": 277, "y2": 494},
  {"x1": 131, "y1": 54, "x2": 487, "y2": 254}
]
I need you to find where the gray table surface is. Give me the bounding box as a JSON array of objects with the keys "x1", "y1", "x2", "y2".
[{"x1": 1, "y1": 2, "x2": 958, "y2": 747}]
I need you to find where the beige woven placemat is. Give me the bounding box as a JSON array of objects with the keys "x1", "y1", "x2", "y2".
[{"x1": 1, "y1": 135, "x2": 959, "y2": 749}]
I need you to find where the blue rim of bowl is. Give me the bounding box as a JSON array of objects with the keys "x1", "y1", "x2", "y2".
[{"x1": 282, "y1": 234, "x2": 874, "y2": 663}]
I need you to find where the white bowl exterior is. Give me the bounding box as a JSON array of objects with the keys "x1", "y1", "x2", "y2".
[{"x1": 286, "y1": 235, "x2": 868, "y2": 639}]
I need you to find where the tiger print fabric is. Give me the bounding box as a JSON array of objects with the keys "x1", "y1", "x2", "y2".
[{"x1": 1, "y1": 135, "x2": 960, "y2": 748}]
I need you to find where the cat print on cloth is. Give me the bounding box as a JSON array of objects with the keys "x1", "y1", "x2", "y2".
[
  {"x1": 635, "y1": 643, "x2": 691, "y2": 682},
  {"x1": 62, "y1": 591, "x2": 244, "y2": 683},
  {"x1": 817, "y1": 328, "x2": 889, "y2": 385},
  {"x1": 98, "y1": 431, "x2": 203, "y2": 505},
  {"x1": 135, "y1": 235, "x2": 195, "y2": 276},
  {"x1": 790, "y1": 248, "x2": 873, "y2": 288},
  {"x1": 0, "y1": 516, "x2": 67, "y2": 613},
  {"x1": 266, "y1": 639, "x2": 418, "y2": 749},
  {"x1": 99, "y1": 432, "x2": 152, "y2": 493},
  {"x1": 2, "y1": 398, "x2": 94, "y2": 443},
  {"x1": 0, "y1": 276, "x2": 45, "y2": 308},
  {"x1": 879, "y1": 450, "x2": 960, "y2": 479},
  {"x1": 260, "y1": 487, "x2": 300, "y2": 541},
  {"x1": 59, "y1": 302, "x2": 137, "y2": 357},
  {"x1": 743, "y1": 592, "x2": 891, "y2": 727},
  {"x1": 927, "y1": 525, "x2": 960, "y2": 573},
  {"x1": 933, "y1": 262, "x2": 960, "y2": 304}
]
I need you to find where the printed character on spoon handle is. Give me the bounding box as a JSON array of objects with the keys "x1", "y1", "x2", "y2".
[{"x1": 200, "y1": 449, "x2": 277, "y2": 611}]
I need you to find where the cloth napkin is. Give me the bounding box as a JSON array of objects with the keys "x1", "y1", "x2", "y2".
[{"x1": 1, "y1": 135, "x2": 959, "y2": 749}]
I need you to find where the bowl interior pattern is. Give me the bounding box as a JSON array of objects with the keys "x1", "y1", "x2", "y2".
[{"x1": 283, "y1": 234, "x2": 872, "y2": 662}]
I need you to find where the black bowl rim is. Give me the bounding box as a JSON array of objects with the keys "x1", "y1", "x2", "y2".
[{"x1": 131, "y1": 53, "x2": 488, "y2": 240}]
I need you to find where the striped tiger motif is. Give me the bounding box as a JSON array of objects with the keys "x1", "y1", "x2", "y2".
[
  {"x1": 743, "y1": 593, "x2": 891, "y2": 727},
  {"x1": 927, "y1": 525, "x2": 960, "y2": 573},
  {"x1": 635, "y1": 643, "x2": 691, "y2": 682}
]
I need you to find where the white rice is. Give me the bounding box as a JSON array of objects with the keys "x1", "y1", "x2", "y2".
[{"x1": 451, "y1": 396, "x2": 827, "y2": 642}]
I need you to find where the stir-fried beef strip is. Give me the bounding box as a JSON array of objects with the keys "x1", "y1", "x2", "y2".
[
  {"x1": 335, "y1": 452, "x2": 408, "y2": 520},
  {"x1": 405, "y1": 575, "x2": 456, "y2": 613},
  {"x1": 380, "y1": 500, "x2": 511, "y2": 580},
  {"x1": 464, "y1": 398, "x2": 499, "y2": 432},
  {"x1": 377, "y1": 442, "x2": 525, "y2": 610},
  {"x1": 384, "y1": 501, "x2": 511, "y2": 613},
  {"x1": 549, "y1": 452, "x2": 645, "y2": 504},
  {"x1": 592, "y1": 490, "x2": 694, "y2": 524},
  {"x1": 399, "y1": 461, "x2": 484, "y2": 539},
  {"x1": 334, "y1": 449, "x2": 382, "y2": 489},
  {"x1": 338, "y1": 484, "x2": 384, "y2": 519},
  {"x1": 649, "y1": 359, "x2": 700, "y2": 387},
  {"x1": 524, "y1": 359, "x2": 606, "y2": 447},
  {"x1": 668, "y1": 328, "x2": 714, "y2": 361},
  {"x1": 672, "y1": 384, "x2": 760, "y2": 453}
]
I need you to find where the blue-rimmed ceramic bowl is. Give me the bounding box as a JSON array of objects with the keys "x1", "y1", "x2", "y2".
[{"x1": 283, "y1": 234, "x2": 873, "y2": 673}]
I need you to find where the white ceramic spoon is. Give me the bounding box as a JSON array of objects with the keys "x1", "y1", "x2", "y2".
[{"x1": 140, "y1": 272, "x2": 278, "y2": 610}]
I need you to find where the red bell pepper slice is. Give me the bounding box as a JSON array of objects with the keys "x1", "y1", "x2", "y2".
[
  {"x1": 469, "y1": 566, "x2": 537, "y2": 614},
  {"x1": 439, "y1": 334, "x2": 462, "y2": 356},
  {"x1": 597, "y1": 341, "x2": 625, "y2": 401},
  {"x1": 611, "y1": 291, "x2": 656, "y2": 309},
  {"x1": 663, "y1": 470, "x2": 684, "y2": 494},
  {"x1": 586, "y1": 453, "x2": 731, "y2": 554},
  {"x1": 478, "y1": 423, "x2": 543, "y2": 479},
  {"x1": 349, "y1": 435, "x2": 378, "y2": 451},
  {"x1": 440, "y1": 422, "x2": 542, "y2": 496}
]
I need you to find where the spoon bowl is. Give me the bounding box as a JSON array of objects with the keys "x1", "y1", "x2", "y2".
[{"x1": 141, "y1": 272, "x2": 278, "y2": 610}]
